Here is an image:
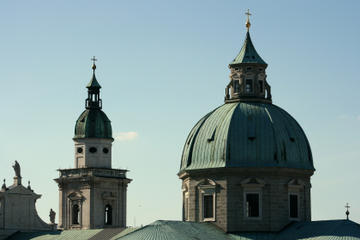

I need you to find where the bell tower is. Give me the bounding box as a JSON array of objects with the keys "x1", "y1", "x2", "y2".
[
  {"x1": 55, "y1": 58, "x2": 131, "y2": 230},
  {"x1": 73, "y1": 57, "x2": 113, "y2": 169}
]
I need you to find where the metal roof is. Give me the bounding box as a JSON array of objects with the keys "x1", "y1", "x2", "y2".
[
  {"x1": 6, "y1": 228, "x2": 137, "y2": 240},
  {"x1": 276, "y1": 220, "x2": 360, "y2": 240},
  {"x1": 230, "y1": 31, "x2": 267, "y2": 66},
  {"x1": 6, "y1": 220, "x2": 360, "y2": 240},
  {"x1": 7, "y1": 229, "x2": 103, "y2": 240},
  {"x1": 229, "y1": 233, "x2": 276, "y2": 240},
  {"x1": 86, "y1": 73, "x2": 101, "y2": 89},
  {"x1": 180, "y1": 102, "x2": 314, "y2": 172},
  {"x1": 116, "y1": 220, "x2": 231, "y2": 240},
  {"x1": 116, "y1": 220, "x2": 360, "y2": 240},
  {"x1": 74, "y1": 109, "x2": 113, "y2": 139}
]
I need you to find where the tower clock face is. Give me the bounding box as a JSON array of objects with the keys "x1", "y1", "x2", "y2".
[{"x1": 77, "y1": 147, "x2": 83, "y2": 153}]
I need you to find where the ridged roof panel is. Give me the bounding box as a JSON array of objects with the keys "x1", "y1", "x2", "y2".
[
  {"x1": 74, "y1": 109, "x2": 112, "y2": 139},
  {"x1": 116, "y1": 220, "x2": 230, "y2": 240},
  {"x1": 230, "y1": 32, "x2": 267, "y2": 66},
  {"x1": 86, "y1": 73, "x2": 101, "y2": 89},
  {"x1": 7, "y1": 220, "x2": 360, "y2": 240}
]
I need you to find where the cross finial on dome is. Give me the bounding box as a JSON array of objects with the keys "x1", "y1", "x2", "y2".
[
  {"x1": 91, "y1": 56, "x2": 97, "y2": 72},
  {"x1": 345, "y1": 203, "x2": 350, "y2": 220},
  {"x1": 245, "y1": 9, "x2": 251, "y2": 31}
]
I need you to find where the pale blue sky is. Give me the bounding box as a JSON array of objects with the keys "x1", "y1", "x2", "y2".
[{"x1": 0, "y1": 0, "x2": 359, "y2": 226}]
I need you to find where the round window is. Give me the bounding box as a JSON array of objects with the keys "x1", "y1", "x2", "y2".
[
  {"x1": 103, "y1": 148, "x2": 109, "y2": 154},
  {"x1": 77, "y1": 147, "x2": 83, "y2": 153},
  {"x1": 89, "y1": 147, "x2": 97, "y2": 153}
]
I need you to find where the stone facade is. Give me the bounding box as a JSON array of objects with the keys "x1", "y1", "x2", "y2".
[
  {"x1": 55, "y1": 168, "x2": 130, "y2": 230},
  {"x1": 225, "y1": 64, "x2": 272, "y2": 103},
  {"x1": 74, "y1": 138, "x2": 113, "y2": 168},
  {"x1": 179, "y1": 168, "x2": 313, "y2": 233},
  {"x1": 0, "y1": 170, "x2": 53, "y2": 231}
]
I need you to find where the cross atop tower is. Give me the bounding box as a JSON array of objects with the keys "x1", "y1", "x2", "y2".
[
  {"x1": 91, "y1": 56, "x2": 97, "y2": 64},
  {"x1": 91, "y1": 56, "x2": 97, "y2": 71},
  {"x1": 245, "y1": 9, "x2": 251, "y2": 31},
  {"x1": 345, "y1": 203, "x2": 350, "y2": 220}
]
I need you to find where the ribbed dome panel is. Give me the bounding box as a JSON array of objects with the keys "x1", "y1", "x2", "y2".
[
  {"x1": 74, "y1": 109, "x2": 112, "y2": 139},
  {"x1": 180, "y1": 102, "x2": 314, "y2": 172}
]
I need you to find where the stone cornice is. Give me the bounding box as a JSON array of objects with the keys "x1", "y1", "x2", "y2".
[{"x1": 178, "y1": 167, "x2": 314, "y2": 179}]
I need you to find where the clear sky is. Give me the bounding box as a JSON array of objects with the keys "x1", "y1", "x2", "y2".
[{"x1": 0, "y1": 0, "x2": 359, "y2": 226}]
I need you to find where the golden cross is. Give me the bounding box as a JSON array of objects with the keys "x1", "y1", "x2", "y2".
[
  {"x1": 245, "y1": 9, "x2": 251, "y2": 31},
  {"x1": 245, "y1": 9, "x2": 252, "y2": 20},
  {"x1": 91, "y1": 56, "x2": 98, "y2": 72}
]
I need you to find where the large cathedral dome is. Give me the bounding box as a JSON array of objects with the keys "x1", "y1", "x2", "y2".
[
  {"x1": 180, "y1": 102, "x2": 314, "y2": 172},
  {"x1": 179, "y1": 18, "x2": 314, "y2": 174},
  {"x1": 178, "y1": 14, "x2": 315, "y2": 233}
]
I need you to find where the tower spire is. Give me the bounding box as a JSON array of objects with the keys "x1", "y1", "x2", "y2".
[{"x1": 85, "y1": 56, "x2": 102, "y2": 109}]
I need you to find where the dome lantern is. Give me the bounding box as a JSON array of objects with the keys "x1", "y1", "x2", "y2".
[
  {"x1": 225, "y1": 11, "x2": 272, "y2": 103},
  {"x1": 85, "y1": 56, "x2": 102, "y2": 110}
]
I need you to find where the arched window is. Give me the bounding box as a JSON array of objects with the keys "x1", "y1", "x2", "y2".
[
  {"x1": 72, "y1": 204, "x2": 80, "y2": 224},
  {"x1": 105, "y1": 204, "x2": 112, "y2": 225},
  {"x1": 245, "y1": 79, "x2": 253, "y2": 93}
]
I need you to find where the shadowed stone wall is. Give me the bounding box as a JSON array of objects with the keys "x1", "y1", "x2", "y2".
[{"x1": 180, "y1": 168, "x2": 313, "y2": 233}]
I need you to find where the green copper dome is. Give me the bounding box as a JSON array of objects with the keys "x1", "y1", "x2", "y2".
[
  {"x1": 180, "y1": 102, "x2": 314, "y2": 172},
  {"x1": 74, "y1": 109, "x2": 112, "y2": 139}
]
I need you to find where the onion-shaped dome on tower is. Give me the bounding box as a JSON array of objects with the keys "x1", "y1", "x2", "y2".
[
  {"x1": 179, "y1": 17, "x2": 314, "y2": 174},
  {"x1": 74, "y1": 60, "x2": 113, "y2": 140}
]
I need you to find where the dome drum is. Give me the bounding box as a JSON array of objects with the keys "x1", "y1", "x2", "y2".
[{"x1": 180, "y1": 168, "x2": 312, "y2": 232}]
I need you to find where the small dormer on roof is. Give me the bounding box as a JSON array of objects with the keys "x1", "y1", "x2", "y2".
[{"x1": 225, "y1": 10, "x2": 272, "y2": 103}]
